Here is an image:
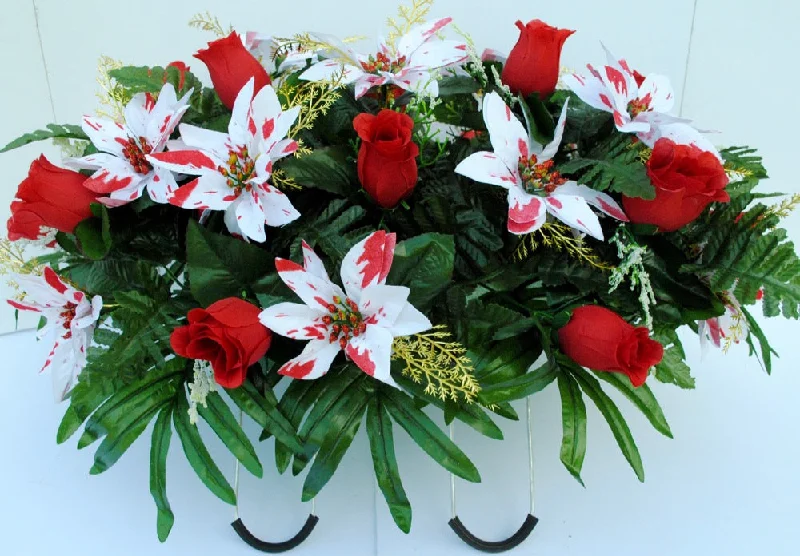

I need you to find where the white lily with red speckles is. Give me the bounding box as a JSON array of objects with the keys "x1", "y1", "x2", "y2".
[
  {"x1": 148, "y1": 79, "x2": 301, "y2": 243},
  {"x1": 259, "y1": 231, "x2": 432, "y2": 387},
  {"x1": 67, "y1": 83, "x2": 192, "y2": 206},
  {"x1": 7, "y1": 267, "x2": 102, "y2": 401},
  {"x1": 562, "y1": 47, "x2": 681, "y2": 143},
  {"x1": 299, "y1": 18, "x2": 467, "y2": 99},
  {"x1": 563, "y1": 47, "x2": 720, "y2": 156},
  {"x1": 455, "y1": 92, "x2": 627, "y2": 240}
]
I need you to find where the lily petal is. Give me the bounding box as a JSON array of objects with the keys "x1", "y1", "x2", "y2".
[
  {"x1": 81, "y1": 115, "x2": 127, "y2": 157},
  {"x1": 259, "y1": 302, "x2": 328, "y2": 340},
  {"x1": 390, "y1": 303, "x2": 432, "y2": 337},
  {"x1": 275, "y1": 257, "x2": 346, "y2": 311},
  {"x1": 483, "y1": 92, "x2": 529, "y2": 170},
  {"x1": 507, "y1": 187, "x2": 546, "y2": 235},
  {"x1": 301, "y1": 240, "x2": 330, "y2": 281},
  {"x1": 167, "y1": 174, "x2": 233, "y2": 210},
  {"x1": 455, "y1": 151, "x2": 517, "y2": 189},
  {"x1": 341, "y1": 231, "x2": 396, "y2": 301},
  {"x1": 278, "y1": 339, "x2": 341, "y2": 380},
  {"x1": 638, "y1": 74, "x2": 675, "y2": 114},
  {"x1": 345, "y1": 325, "x2": 396, "y2": 387},
  {"x1": 546, "y1": 194, "x2": 604, "y2": 240},
  {"x1": 359, "y1": 284, "x2": 411, "y2": 329},
  {"x1": 556, "y1": 181, "x2": 628, "y2": 222},
  {"x1": 540, "y1": 98, "x2": 569, "y2": 162}
]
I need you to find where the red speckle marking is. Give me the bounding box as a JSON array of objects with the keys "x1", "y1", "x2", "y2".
[
  {"x1": 613, "y1": 111, "x2": 625, "y2": 127},
  {"x1": 313, "y1": 296, "x2": 330, "y2": 309},
  {"x1": 598, "y1": 198, "x2": 628, "y2": 221},
  {"x1": 248, "y1": 117, "x2": 257, "y2": 136},
  {"x1": 303, "y1": 326, "x2": 326, "y2": 340},
  {"x1": 517, "y1": 138, "x2": 529, "y2": 159},
  {"x1": 44, "y1": 267, "x2": 68, "y2": 294},
  {"x1": 84, "y1": 118, "x2": 102, "y2": 131},
  {"x1": 169, "y1": 178, "x2": 200, "y2": 207},
  {"x1": 346, "y1": 344, "x2": 376, "y2": 377},
  {"x1": 280, "y1": 359, "x2": 317, "y2": 379},
  {"x1": 276, "y1": 258, "x2": 303, "y2": 273},
  {"x1": 153, "y1": 174, "x2": 160, "y2": 182},
  {"x1": 262, "y1": 119, "x2": 275, "y2": 140},
  {"x1": 604, "y1": 66, "x2": 628, "y2": 96},
  {"x1": 505, "y1": 105, "x2": 512, "y2": 121},
  {"x1": 85, "y1": 170, "x2": 134, "y2": 194},
  {"x1": 547, "y1": 197, "x2": 563, "y2": 209},
  {"x1": 159, "y1": 115, "x2": 172, "y2": 134},
  {"x1": 356, "y1": 231, "x2": 395, "y2": 289},
  {"x1": 599, "y1": 93, "x2": 613, "y2": 110},
  {"x1": 150, "y1": 149, "x2": 216, "y2": 170},
  {"x1": 7, "y1": 299, "x2": 37, "y2": 312}
]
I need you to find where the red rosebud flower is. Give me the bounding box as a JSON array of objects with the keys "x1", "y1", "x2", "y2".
[
  {"x1": 558, "y1": 305, "x2": 664, "y2": 387},
  {"x1": 170, "y1": 297, "x2": 272, "y2": 389},
  {"x1": 501, "y1": 19, "x2": 575, "y2": 99},
  {"x1": 6, "y1": 156, "x2": 98, "y2": 241},
  {"x1": 622, "y1": 138, "x2": 730, "y2": 232},
  {"x1": 194, "y1": 32, "x2": 271, "y2": 110},
  {"x1": 353, "y1": 109, "x2": 420, "y2": 208}
]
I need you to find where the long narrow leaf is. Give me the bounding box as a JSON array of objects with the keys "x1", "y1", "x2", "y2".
[
  {"x1": 557, "y1": 373, "x2": 587, "y2": 486},
  {"x1": 173, "y1": 394, "x2": 236, "y2": 505},
  {"x1": 382, "y1": 388, "x2": 480, "y2": 483},
  {"x1": 479, "y1": 362, "x2": 558, "y2": 404},
  {"x1": 570, "y1": 366, "x2": 645, "y2": 482},
  {"x1": 595, "y1": 372, "x2": 673, "y2": 438},
  {"x1": 226, "y1": 382, "x2": 304, "y2": 455},
  {"x1": 198, "y1": 392, "x2": 263, "y2": 478},
  {"x1": 301, "y1": 392, "x2": 368, "y2": 501},
  {"x1": 367, "y1": 398, "x2": 412, "y2": 533},
  {"x1": 150, "y1": 405, "x2": 175, "y2": 542}
]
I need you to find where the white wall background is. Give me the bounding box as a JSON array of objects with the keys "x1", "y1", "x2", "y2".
[{"x1": 1, "y1": 1, "x2": 799, "y2": 554}]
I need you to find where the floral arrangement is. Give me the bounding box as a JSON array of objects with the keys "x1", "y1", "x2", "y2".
[{"x1": 3, "y1": 0, "x2": 798, "y2": 546}]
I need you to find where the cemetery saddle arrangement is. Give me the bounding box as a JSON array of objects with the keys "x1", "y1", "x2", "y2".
[{"x1": 2, "y1": 0, "x2": 797, "y2": 545}]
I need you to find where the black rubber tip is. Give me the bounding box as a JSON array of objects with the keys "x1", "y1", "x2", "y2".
[
  {"x1": 231, "y1": 514, "x2": 319, "y2": 553},
  {"x1": 448, "y1": 514, "x2": 538, "y2": 553}
]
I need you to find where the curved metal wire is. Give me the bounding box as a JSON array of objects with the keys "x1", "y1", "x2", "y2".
[
  {"x1": 230, "y1": 409, "x2": 319, "y2": 553},
  {"x1": 447, "y1": 397, "x2": 538, "y2": 553}
]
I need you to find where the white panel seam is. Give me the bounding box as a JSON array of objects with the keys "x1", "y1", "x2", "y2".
[
  {"x1": 31, "y1": 0, "x2": 58, "y2": 123},
  {"x1": 679, "y1": 0, "x2": 700, "y2": 117}
]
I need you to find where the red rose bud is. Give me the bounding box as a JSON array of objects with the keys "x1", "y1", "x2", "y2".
[
  {"x1": 501, "y1": 19, "x2": 575, "y2": 99},
  {"x1": 170, "y1": 297, "x2": 272, "y2": 389},
  {"x1": 194, "y1": 32, "x2": 271, "y2": 110},
  {"x1": 558, "y1": 305, "x2": 664, "y2": 387},
  {"x1": 622, "y1": 138, "x2": 729, "y2": 232},
  {"x1": 353, "y1": 109, "x2": 420, "y2": 208},
  {"x1": 6, "y1": 156, "x2": 98, "y2": 241}
]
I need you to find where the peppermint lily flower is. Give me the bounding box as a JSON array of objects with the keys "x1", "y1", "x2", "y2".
[
  {"x1": 299, "y1": 18, "x2": 467, "y2": 99},
  {"x1": 259, "y1": 231, "x2": 432, "y2": 387},
  {"x1": 245, "y1": 33, "x2": 319, "y2": 74},
  {"x1": 699, "y1": 292, "x2": 748, "y2": 352},
  {"x1": 455, "y1": 92, "x2": 627, "y2": 239},
  {"x1": 148, "y1": 79, "x2": 301, "y2": 242},
  {"x1": 68, "y1": 83, "x2": 192, "y2": 206},
  {"x1": 563, "y1": 47, "x2": 682, "y2": 145},
  {"x1": 7, "y1": 267, "x2": 102, "y2": 401}
]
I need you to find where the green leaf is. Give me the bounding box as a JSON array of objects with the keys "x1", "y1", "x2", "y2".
[
  {"x1": 78, "y1": 360, "x2": 184, "y2": 449},
  {"x1": 74, "y1": 203, "x2": 113, "y2": 260},
  {"x1": 382, "y1": 387, "x2": 480, "y2": 483},
  {"x1": 226, "y1": 382, "x2": 305, "y2": 455},
  {"x1": 470, "y1": 340, "x2": 543, "y2": 386},
  {"x1": 198, "y1": 392, "x2": 263, "y2": 478},
  {"x1": 301, "y1": 388, "x2": 369, "y2": 501},
  {"x1": 0, "y1": 123, "x2": 87, "y2": 153},
  {"x1": 521, "y1": 93, "x2": 555, "y2": 145},
  {"x1": 150, "y1": 405, "x2": 175, "y2": 542},
  {"x1": 388, "y1": 233, "x2": 455, "y2": 309},
  {"x1": 654, "y1": 345, "x2": 695, "y2": 389},
  {"x1": 173, "y1": 393, "x2": 236, "y2": 505},
  {"x1": 273, "y1": 379, "x2": 327, "y2": 473},
  {"x1": 280, "y1": 146, "x2": 357, "y2": 196},
  {"x1": 570, "y1": 365, "x2": 645, "y2": 482},
  {"x1": 741, "y1": 306, "x2": 778, "y2": 374},
  {"x1": 109, "y1": 65, "x2": 200, "y2": 96},
  {"x1": 557, "y1": 372, "x2": 587, "y2": 486},
  {"x1": 367, "y1": 398, "x2": 412, "y2": 533},
  {"x1": 480, "y1": 361, "x2": 557, "y2": 404},
  {"x1": 292, "y1": 371, "x2": 366, "y2": 475},
  {"x1": 185, "y1": 220, "x2": 274, "y2": 306},
  {"x1": 438, "y1": 75, "x2": 481, "y2": 96},
  {"x1": 595, "y1": 372, "x2": 673, "y2": 438}
]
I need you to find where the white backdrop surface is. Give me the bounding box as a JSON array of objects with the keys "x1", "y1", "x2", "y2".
[{"x1": 1, "y1": 1, "x2": 800, "y2": 555}]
